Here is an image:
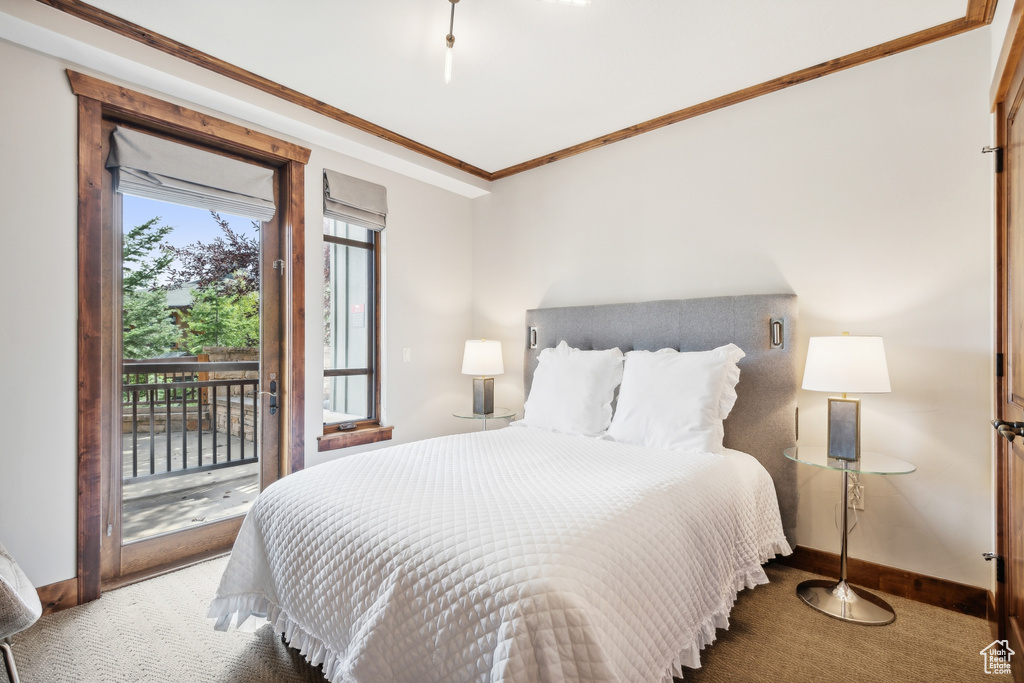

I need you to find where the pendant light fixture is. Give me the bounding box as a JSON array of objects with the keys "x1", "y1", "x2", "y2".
[{"x1": 444, "y1": 0, "x2": 459, "y2": 85}]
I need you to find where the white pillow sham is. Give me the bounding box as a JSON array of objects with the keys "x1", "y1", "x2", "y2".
[
  {"x1": 520, "y1": 341, "x2": 624, "y2": 437},
  {"x1": 606, "y1": 343, "x2": 745, "y2": 453}
]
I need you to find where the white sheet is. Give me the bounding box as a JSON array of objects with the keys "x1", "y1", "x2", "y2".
[{"x1": 209, "y1": 426, "x2": 790, "y2": 682}]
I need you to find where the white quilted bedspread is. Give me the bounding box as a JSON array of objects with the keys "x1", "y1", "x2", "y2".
[{"x1": 209, "y1": 426, "x2": 790, "y2": 683}]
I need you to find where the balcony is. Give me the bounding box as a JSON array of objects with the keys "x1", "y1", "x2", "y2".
[{"x1": 121, "y1": 357, "x2": 260, "y2": 542}]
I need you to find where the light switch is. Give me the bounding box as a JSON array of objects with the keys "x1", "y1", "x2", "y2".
[{"x1": 402, "y1": 347, "x2": 411, "y2": 363}]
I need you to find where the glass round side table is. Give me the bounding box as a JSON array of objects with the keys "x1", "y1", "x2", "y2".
[
  {"x1": 452, "y1": 407, "x2": 516, "y2": 431},
  {"x1": 784, "y1": 446, "x2": 916, "y2": 626}
]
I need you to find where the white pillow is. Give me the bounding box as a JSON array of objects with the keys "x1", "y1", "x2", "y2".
[
  {"x1": 606, "y1": 343, "x2": 745, "y2": 453},
  {"x1": 520, "y1": 341, "x2": 624, "y2": 436}
]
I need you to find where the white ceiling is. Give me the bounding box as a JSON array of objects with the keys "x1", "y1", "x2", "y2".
[{"x1": 82, "y1": 0, "x2": 968, "y2": 173}]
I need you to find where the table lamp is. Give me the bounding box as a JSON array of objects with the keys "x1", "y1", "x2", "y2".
[
  {"x1": 462, "y1": 340, "x2": 503, "y2": 415},
  {"x1": 802, "y1": 334, "x2": 891, "y2": 461}
]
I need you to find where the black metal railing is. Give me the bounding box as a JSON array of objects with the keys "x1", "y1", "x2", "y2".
[{"x1": 122, "y1": 360, "x2": 259, "y2": 483}]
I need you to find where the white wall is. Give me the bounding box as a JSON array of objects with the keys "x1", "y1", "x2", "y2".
[
  {"x1": 0, "y1": 38, "x2": 80, "y2": 589},
  {"x1": 472, "y1": 29, "x2": 994, "y2": 588},
  {"x1": 0, "y1": 3, "x2": 998, "y2": 592},
  {"x1": 991, "y1": 0, "x2": 1015, "y2": 80},
  {"x1": 0, "y1": 37, "x2": 476, "y2": 585}
]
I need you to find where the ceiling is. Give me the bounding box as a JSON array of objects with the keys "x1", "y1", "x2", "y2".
[{"x1": 60, "y1": 0, "x2": 971, "y2": 174}]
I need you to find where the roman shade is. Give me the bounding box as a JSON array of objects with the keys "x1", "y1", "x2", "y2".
[
  {"x1": 106, "y1": 127, "x2": 276, "y2": 222},
  {"x1": 323, "y1": 169, "x2": 388, "y2": 231}
]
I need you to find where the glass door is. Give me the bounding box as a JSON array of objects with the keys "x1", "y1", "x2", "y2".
[{"x1": 119, "y1": 198, "x2": 263, "y2": 543}]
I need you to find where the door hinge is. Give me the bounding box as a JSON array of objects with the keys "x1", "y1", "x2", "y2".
[
  {"x1": 997, "y1": 352, "x2": 1005, "y2": 378},
  {"x1": 983, "y1": 146, "x2": 1004, "y2": 173},
  {"x1": 273, "y1": 259, "x2": 285, "y2": 273},
  {"x1": 984, "y1": 552, "x2": 1006, "y2": 583}
]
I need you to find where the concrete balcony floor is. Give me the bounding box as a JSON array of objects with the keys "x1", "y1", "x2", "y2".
[{"x1": 122, "y1": 429, "x2": 259, "y2": 543}]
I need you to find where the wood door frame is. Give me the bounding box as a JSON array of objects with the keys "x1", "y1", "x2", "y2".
[
  {"x1": 73, "y1": 70, "x2": 309, "y2": 604},
  {"x1": 995, "y1": 95, "x2": 1009, "y2": 647},
  {"x1": 994, "y1": 7, "x2": 1024, "y2": 676}
]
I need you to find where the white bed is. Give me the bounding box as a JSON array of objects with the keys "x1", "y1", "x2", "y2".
[
  {"x1": 209, "y1": 425, "x2": 790, "y2": 682},
  {"x1": 210, "y1": 294, "x2": 799, "y2": 681}
]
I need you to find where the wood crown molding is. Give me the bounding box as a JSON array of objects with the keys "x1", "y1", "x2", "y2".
[
  {"x1": 778, "y1": 545, "x2": 989, "y2": 619},
  {"x1": 967, "y1": 0, "x2": 1001, "y2": 24},
  {"x1": 40, "y1": 0, "x2": 994, "y2": 180},
  {"x1": 66, "y1": 70, "x2": 310, "y2": 165},
  {"x1": 39, "y1": 0, "x2": 488, "y2": 180},
  {"x1": 992, "y1": 0, "x2": 1024, "y2": 108},
  {"x1": 493, "y1": 14, "x2": 990, "y2": 179}
]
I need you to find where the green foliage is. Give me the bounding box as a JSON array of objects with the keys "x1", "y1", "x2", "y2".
[
  {"x1": 120, "y1": 214, "x2": 260, "y2": 358},
  {"x1": 122, "y1": 289, "x2": 181, "y2": 360},
  {"x1": 123, "y1": 217, "x2": 174, "y2": 292},
  {"x1": 181, "y1": 284, "x2": 259, "y2": 354},
  {"x1": 121, "y1": 217, "x2": 181, "y2": 359}
]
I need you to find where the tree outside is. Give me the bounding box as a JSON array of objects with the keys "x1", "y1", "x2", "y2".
[
  {"x1": 122, "y1": 217, "x2": 180, "y2": 360},
  {"x1": 181, "y1": 286, "x2": 259, "y2": 354},
  {"x1": 121, "y1": 210, "x2": 261, "y2": 360}
]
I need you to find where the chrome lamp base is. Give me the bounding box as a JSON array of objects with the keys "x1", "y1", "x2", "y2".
[
  {"x1": 796, "y1": 468, "x2": 896, "y2": 626},
  {"x1": 797, "y1": 578, "x2": 895, "y2": 625},
  {"x1": 472, "y1": 376, "x2": 494, "y2": 415}
]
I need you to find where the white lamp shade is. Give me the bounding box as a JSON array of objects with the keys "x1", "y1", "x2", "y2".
[
  {"x1": 802, "y1": 336, "x2": 891, "y2": 393},
  {"x1": 461, "y1": 340, "x2": 504, "y2": 376}
]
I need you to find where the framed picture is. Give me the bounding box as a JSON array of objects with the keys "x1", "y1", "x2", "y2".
[{"x1": 827, "y1": 397, "x2": 860, "y2": 461}]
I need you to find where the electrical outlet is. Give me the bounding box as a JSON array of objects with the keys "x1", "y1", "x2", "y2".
[{"x1": 848, "y1": 483, "x2": 865, "y2": 511}]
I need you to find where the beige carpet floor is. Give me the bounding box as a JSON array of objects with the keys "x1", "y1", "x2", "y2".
[{"x1": 5, "y1": 558, "x2": 996, "y2": 682}]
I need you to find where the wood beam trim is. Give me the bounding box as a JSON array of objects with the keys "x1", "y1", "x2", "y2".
[
  {"x1": 119, "y1": 517, "x2": 243, "y2": 577},
  {"x1": 967, "y1": 0, "x2": 1000, "y2": 24},
  {"x1": 777, "y1": 545, "x2": 988, "y2": 619},
  {"x1": 39, "y1": 0, "x2": 489, "y2": 180},
  {"x1": 66, "y1": 70, "x2": 310, "y2": 165},
  {"x1": 37, "y1": 577, "x2": 78, "y2": 616},
  {"x1": 992, "y1": 0, "x2": 1024, "y2": 109},
  {"x1": 44, "y1": 3, "x2": 992, "y2": 181},
  {"x1": 318, "y1": 425, "x2": 394, "y2": 452},
  {"x1": 285, "y1": 160, "x2": 306, "y2": 476},
  {"x1": 76, "y1": 94, "x2": 104, "y2": 605},
  {"x1": 492, "y1": 16, "x2": 982, "y2": 179}
]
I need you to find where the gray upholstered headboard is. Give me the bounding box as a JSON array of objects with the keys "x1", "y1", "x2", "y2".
[{"x1": 524, "y1": 294, "x2": 798, "y2": 544}]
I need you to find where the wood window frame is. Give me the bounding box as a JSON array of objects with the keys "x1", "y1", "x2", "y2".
[
  {"x1": 72, "y1": 70, "x2": 310, "y2": 603},
  {"x1": 318, "y1": 224, "x2": 392, "y2": 452}
]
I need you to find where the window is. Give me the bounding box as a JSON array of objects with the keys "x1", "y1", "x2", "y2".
[
  {"x1": 323, "y1": 219, "x2": 376, "y2": 422},
  {"x1": 319, "y1": 170, "x2": 391, "y2": 450}
]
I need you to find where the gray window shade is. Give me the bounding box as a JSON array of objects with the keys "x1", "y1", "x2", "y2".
[
  {"x1": 323, "y1": 169, "x2": 387, "y2": 231},
  {"x1": 106, "y1": 127, "x2": 276, "y2": 222}
]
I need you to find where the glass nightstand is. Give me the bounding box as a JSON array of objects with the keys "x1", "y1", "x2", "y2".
[
  {"x1": 452, "y1": 407, "x2": 516, "y2": 431},
  {"x1": 784, "y1": 446, "x2": 916, "y2": 626}
]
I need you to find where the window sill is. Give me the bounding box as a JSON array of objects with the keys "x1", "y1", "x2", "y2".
[{"x1": 318, "y1": 424, "x2": 393, "y2": 452}]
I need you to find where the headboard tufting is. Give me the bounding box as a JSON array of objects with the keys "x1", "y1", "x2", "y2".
[{"x1": 524, "y1": 294, "x2": 799, "y2": 544}]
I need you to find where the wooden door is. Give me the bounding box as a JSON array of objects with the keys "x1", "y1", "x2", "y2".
[
  {"x1": 75, "y1": 72, "x2": 307, "y2": 603},
  {"x1": 96, "y1": 122, "x2": 287, "y2": 586},
  {"x1": 997, "y1": 42, "x2": 1024, "y2": 682}
]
